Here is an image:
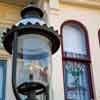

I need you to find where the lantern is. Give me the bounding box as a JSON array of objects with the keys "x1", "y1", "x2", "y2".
[{"x1": 2, "y1": 3, "x2": 60, "y2": 100}]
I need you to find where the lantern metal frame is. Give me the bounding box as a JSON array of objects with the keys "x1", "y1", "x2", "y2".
[{"x1": 2, "y1": 3, "x2": 60, "y2": 100}]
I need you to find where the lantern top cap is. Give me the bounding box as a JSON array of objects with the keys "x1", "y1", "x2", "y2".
[{"x1": 21, "y1": 2, "x2": 44, "y2": 18}]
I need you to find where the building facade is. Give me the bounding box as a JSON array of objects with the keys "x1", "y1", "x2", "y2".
[{"x1": 0, "y1": 0, "x2": 100, "y2": 100}]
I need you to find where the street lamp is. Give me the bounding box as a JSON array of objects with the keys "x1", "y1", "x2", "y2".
[{"x1": 2, "y1": 2, "x2": 60, "y2": 100}]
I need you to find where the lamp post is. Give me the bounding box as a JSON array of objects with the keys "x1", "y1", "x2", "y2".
[{"x1": 2, "y1": 2, "x2": 60, "y2": 100}]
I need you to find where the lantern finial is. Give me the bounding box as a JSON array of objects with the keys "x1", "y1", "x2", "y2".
[{"x1": 21, "y1": 1, "x2": 43, "y2": 18}]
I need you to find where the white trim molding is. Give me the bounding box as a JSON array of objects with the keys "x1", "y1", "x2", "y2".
[{"x1": 60, "y1": 0, "x2": 100, "y2": 9}]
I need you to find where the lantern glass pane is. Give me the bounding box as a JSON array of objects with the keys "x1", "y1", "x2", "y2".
[{"x1": 16, "y1": 34, "x2": 52, "y2": 92}]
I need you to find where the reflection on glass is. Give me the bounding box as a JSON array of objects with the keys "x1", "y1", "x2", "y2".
[
  {"x1": 64, "y1": 61, "x2": 90, "y2": 100},
  {"x1": 15, "y1": 34, "x2": 52, "y2": 99},
  {"x1": 63, "y1": 24, "x2": 87, "y2": 55},
  {"x1": 0, "y1": 67, "x2": 3, "y2": 98}
]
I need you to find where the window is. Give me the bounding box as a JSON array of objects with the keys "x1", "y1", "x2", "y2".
[
  {"x1": 0, "y1": 60, "x2": 6, "y2": 100},
  {"x1": 61, "y1": 20, "x2": 94, "y2": 100}
]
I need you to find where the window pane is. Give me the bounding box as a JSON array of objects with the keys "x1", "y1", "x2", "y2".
[
  {"x1": 62, "y1": 24, "x2": 86, "y2": 55},
  {"x1": 0, "y1": 67, "x2": 3, "y2": 98},
  {"x1": 0, "y1": 61, "x2": 6, "y2": 100},
  {"x1": 64, "y1": 61, "x2": 90, "y2": 100}
]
